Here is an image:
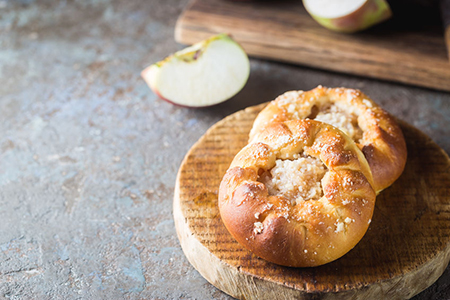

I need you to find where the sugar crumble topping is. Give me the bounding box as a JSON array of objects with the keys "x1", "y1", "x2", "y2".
[
  {"x1": 250, "y1": 145, "x2": 269, "y2": 160},
  {"x1": 314, "y1": 104, "x2": 363, "y2": 141},
  {"x1": 344, "y1": 217, "x2": 354, "y2": 224},
  {"x1": 335, "y1": 221, "x2": 345, "y2": 233},
  {"x1": 259, "y1": 155, "x2": 327, "y2": 205},
  {"x1": 362, "y1": 99, "x2": 373, "y2": 108},
  {"x1": 253, "y1": 222, "x2": 264, "y2": 234}
]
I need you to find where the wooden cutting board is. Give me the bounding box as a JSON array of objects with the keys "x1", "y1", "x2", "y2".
[
  {"x1": 173, "y1": 103, "x2": 450, "y2": 299},
  {"x1": 175, "y1": 0, "x2": 450, "y2": 92}
]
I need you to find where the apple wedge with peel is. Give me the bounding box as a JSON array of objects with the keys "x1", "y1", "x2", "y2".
[
  {"x1": 141, "y1": 34, "x2": 250, "y2": 107},
  {"x1": 303, "y1": 0, "x2": 392, "y2": 33}
]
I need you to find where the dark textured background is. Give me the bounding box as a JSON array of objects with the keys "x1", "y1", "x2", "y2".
[{"x1": 0, "y1": 0, "x2": 449, "y2": 299}]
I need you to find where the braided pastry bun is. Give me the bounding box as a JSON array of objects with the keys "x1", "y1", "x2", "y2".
[
  {"x1": 249, "y1": 86, "x2": 407, "y2": 193},
  {"x1": 219, "y1": 120, "x2": 376, "y2": 267}
]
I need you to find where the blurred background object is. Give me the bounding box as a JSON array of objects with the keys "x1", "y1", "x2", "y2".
[
  {"x1": 439, "y1": 0, "x2": 450, "y2": 60},
  {"x1": 176, "y1": 0, "x2": 450, "y2": 92}
]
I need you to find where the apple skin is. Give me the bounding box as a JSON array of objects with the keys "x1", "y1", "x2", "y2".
[
  {"x1": 141, "y1": 33, "x2": 250, "y2": 108},
  {"x1": 303, "y1": 0, "x2": 392, "y2": 33}
]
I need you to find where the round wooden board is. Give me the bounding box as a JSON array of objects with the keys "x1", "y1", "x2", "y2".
[{"x1": 173, "y1": 103, "x2": 450, "y2": 300}]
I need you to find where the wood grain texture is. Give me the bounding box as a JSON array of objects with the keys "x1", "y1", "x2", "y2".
[
  {"x1": 175, "y1": 0, "x2": 450, "y2": 92},
  {"x1": 441, "y1": 0, "x2": 450, "y2": 60},
  {"x1": 447, "y1": 26, "x2": 450, "y2": 60},
  {"x1": 173, "y1": 103, "x2": 450, "y2": 300}
]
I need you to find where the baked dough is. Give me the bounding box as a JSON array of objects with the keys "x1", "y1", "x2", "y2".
[
  {"x1": 219, "y1": 120, "x2": 376, "y2": 267},
  {"x1": 249, "y1": 86, "x2": 407, "y2": 193}
]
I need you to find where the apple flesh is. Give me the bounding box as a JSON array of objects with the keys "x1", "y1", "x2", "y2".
[
  {"x1": 141, "y1": 34, "x2": 250, "y2": 107},
  {"x1": 302, "y1": 0, "x2": 392, "y2": 33}
]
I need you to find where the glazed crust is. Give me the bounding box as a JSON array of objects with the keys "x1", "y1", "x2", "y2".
[
  {"x1": 219, "y1": 120, "x2": 376, "y2": 267},
  {"x1": 249, "y1": 86, "x2": 407, "y2": 193}
]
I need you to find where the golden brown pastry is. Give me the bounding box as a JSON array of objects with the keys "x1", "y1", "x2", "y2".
[
  {"x1": 219, "y1": 120, "x2": 376, "y2": 267},
  {"x1": 249, "y1": 86, "x2": 407, "y2": 193}
]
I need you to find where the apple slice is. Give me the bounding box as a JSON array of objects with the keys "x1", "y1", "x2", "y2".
[
  {"x1": 303, "y1": 0, "x2": 392, "y2": 33},
  {"x1": 141, "y1": 33, "x2": 250, "y2": 107}
]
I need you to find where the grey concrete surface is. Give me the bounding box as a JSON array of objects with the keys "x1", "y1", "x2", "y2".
[{"x1": 0, "y1": 0, "x2": 449, "y2": 299}]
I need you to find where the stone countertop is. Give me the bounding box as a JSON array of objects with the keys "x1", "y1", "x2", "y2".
[{"x1": 1, "y1": 0, "x2": 449, "y2": 299}]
